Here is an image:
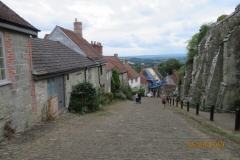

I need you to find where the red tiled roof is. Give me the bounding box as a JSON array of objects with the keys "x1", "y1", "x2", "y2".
[
  {"x1": 123, "y1": 63, "x2": 139, "y2": 79},
  {"x1": 58, "y1": 26, "x2": 107, "y2": 64},
  {"x1": 164, "y1": 70, "x2": 178, "y2": 90},
  {"x1": 170, "y1": 69, "x2": 178, "y2": 84},
  {"x1": 105, "y1": 61, "x2": 114, "y2": 71},
  {"x1": 139, "y1": 73, "x2": 148, "y2": 84},
  {"x1": 0, "y1": 1, "x2": 39, "y2": 31},
  {"x1": 104, "y1": 56, "x2": 127, "y2": 74},
  {"x1": 44, "y1": 34, "x2": 49, "y2": 39}
]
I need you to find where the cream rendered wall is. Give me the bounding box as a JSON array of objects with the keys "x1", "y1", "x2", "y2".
[{"x1": 129, "y1": 77, "x2": 140, "y2": 91}]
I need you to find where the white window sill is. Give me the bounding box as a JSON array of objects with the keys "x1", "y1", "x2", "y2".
[{"x1": 0, "y1": 81, "x2": 12, "y2": 86}]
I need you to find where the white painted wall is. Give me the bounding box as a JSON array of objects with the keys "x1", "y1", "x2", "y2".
[{"x1": 128, "y1": 77, "x2": 140, "y2": 91}]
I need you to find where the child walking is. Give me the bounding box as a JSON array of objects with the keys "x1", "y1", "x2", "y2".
[{"x1": 162, "y1": 94, "x2": 166, "y2": 109}]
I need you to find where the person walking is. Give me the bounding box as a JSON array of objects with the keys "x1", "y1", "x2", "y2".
[
  {"x1": 162, "y1": 94, "x2": 166, "y2": 109},
  {"x1": 138, "y1": 92, "x2": 141, "y2": 104},
  {"x1": 135, "y1": 93, "x2": 139, "y2": 103}
]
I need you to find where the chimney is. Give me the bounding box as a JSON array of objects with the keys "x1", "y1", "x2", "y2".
[
  {"x1": 74, "y1": 18, "x2": 82, "y2": 37},
  {"x1": 99, "y1": 42, "x2": 103, "y2": 54},
  {"x1": 154, "y1": 62, "x2": 159, "y2": 69},
  {"x1": 114, "y1": 53, "x2": 118, "y2": 58},
  {"x1": 141, "y1": 63, "x2": 145, "y2": 71},
  {"x1": 124, "y1": 59, "x2": 128, "y2": 64},
  {"x1": 91, "y1": 41, "x2": 103, "y2": 55}
]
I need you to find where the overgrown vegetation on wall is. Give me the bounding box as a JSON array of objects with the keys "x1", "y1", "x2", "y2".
[
  {"x1": 186, "y1": 23, "x2": 213, "y2": 66},
  {"x1": 111, "y1": 69, "x2": 121, "y2": 93}
]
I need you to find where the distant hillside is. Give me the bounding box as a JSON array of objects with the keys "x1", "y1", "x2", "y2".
[{"x1": 119, "y1": 54, "x2": 186, "y2": 67}]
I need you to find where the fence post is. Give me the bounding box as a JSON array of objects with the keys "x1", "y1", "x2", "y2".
[
  {"x1": 173, "y1": 96, "x2": 174, "y2": 105},
  {"x1": 235, "y1": 109, "x2": 240, "y2": 131},
  {"x1": 176, "y1": 98, "x2": 178, "y2": 107},
  {"x1": 187, "y1": 101, "x2": 189, "y2": 112},
  {"x1": 196, "y1": 102, "x2": 199, "y2": 115},
  {"x1": 170, "y1": 97, "x2": 172, "y2": 104},
  {"x1": 181, "y1": 101, "x2": 183, "y2": 109},
  {"x1": 210, "y1": 105, "x2": 214, "y2": 121}
]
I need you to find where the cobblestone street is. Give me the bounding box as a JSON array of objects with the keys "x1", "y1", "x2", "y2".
[{"x1": 0, "y1": 97, "x2": 239, "y2": 160}]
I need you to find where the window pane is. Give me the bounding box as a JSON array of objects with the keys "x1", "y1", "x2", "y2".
[
  {"x1": 47, "y1": 79, "x2": 52, "y2": 96},
  {"x1": 0, "y1": 69, "x2": 6, "y2": 80},
  {"x1": 52, "y1": 81, "x2": 56, "y2": 95},
  {"x1": 0, "y1": 58, "x2": 5, "y2": 68}
]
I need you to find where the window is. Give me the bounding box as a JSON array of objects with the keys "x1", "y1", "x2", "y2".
[
  {"x1": 0, "y1": 32, "x2": 7, "y2": 84},
  {"x1": 135, "y1": 78, "x2": 138, "y2": 83},
  {"x1": 47, "y1": 78, "x2": 57, "y2": 97},
  {"x1": 123, "y1": 73, "x2": 127, "y2": 79},
  {"x1": 131, "y1": 79, "x2": 133, "y2": 84}
]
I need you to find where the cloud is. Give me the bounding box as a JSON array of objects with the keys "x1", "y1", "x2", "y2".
[{"x1": 2, "y1": 0, "x2": 240, "y2": 56}]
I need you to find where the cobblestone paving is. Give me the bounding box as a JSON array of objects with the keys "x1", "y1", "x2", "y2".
[{"x1": 0, "y1": 97, "x2": 239, "y2": 159}]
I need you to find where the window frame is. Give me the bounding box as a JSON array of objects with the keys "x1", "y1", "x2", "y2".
[
  {"x1": 47, "y1": 77, "x2": 57, "y2": 97},
  {"x1": 0, "y1": 32, "x2": 9, "y2": 85}
]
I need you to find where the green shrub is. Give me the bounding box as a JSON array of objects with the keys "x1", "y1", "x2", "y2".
[
  {"x1": 217, "y1": 14, "x2": 228, "y2": 22},
  {"x1": 121, "y1": 85, "x2": 133, "y2": 100},
  {"x1": 105, "y1": 92, "x2": 114, "y2": 104},
  {"x1": 137, "y1": 88, "x2": 145, "y2": 97},
  {"x1": 190, "y1": 103, "x2": 196, "y2": 108},
  {"x1": 68, "y1": 82, "x2": 96, "y2": 113},
  {"x1": 132, "y1": 91, "x2": 137, "y2": 96},
  {"x1": 114, "y1": 92, "x2": 126, "y2": 100},
  {"x1": 230, "y1": 99, "x2": 240, "y2": 110}
]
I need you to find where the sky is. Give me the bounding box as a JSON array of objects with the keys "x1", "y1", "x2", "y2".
[{"x1": 2, "y1": 0, "x2": 240, "y2": 56}]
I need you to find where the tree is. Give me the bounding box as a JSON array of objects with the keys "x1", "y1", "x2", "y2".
[
  {"x1": 111, "y1": 69, "x2": 121, "y2": 93},
  {"x1": 158, "y1": 58, "x2": 182, "y2": 76},
  {"x1": 133, "y1": 65, "x2": 141, "y2": 73},
  {"x1": 217, "y1": 14, "x2": 228, "y2": 22}
]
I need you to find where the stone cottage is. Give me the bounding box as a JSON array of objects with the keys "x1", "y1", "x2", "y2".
[
  {"x1": 0, "y1": 1, "x2": 40, "y2": 137},
  {"x1": 105, "y1": 60, "x2": 114, "y2": 92},
  {"x1": 46, "y1": 19, "x2": 107, "y2": 91},
  {"x1": 104, "y1": 54, "x2": 128, "y2": 85},
  {"x1": 123, "y1": 60, "x2": 140, "y2": 91},
  {"x1": 31, "y1": 38, "x2": 97, "y2": 118}
]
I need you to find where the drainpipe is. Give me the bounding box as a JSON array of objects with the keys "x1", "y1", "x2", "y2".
[
  {"x1": 98, "y1": 66, "x2": 101, "y2": 88},
  {"x1": 84, "y1": 67, "x2": 87, "y2": 82},
  {"x1": 122, "y1": 74, "x2": 123, "y2": 85}
]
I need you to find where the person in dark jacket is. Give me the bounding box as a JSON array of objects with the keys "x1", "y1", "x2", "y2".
[{"x1": 138, "y1": 92, "x2": 141, "y2": 104}]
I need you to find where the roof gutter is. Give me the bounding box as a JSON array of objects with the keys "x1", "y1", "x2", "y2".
[
  {"x1": 0, "y1": 21, "x2": 39, "y2": 37},
  {"x1": 32, "y1": 64, "x2": 98, "y2": 80}
]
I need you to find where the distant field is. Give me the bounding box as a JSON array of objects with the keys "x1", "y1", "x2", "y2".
[{"x1": 119, "y1": 54, "x2": 186, "y2": 67}]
